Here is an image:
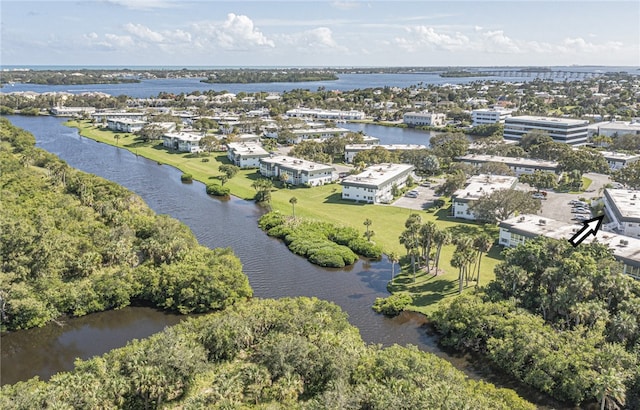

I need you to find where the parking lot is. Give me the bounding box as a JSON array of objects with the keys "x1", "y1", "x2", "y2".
[{"x1": 391, "y1": 173, "x2": 612, "y2": 222}]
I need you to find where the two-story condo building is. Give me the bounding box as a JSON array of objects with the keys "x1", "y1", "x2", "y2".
[
  {"x1": 226, "y1": 142, "x2": 270, "y2": 168},
  {"x1": 471, "y1": 108, "x2": 514, "y2": 126},
  {"x1": 92, "y1": 111, "x2": 146, "y2": 122},
  {"x1": 107, "y1": 118, "x2": 147, "y2": 133},
  {"x1": 259, "y1": 156, "x2": 336, "y2": 186},
  {"x1": 285, "y1": 108, "x2": 365, "y2": 120},
  {"x1": 504, "y1": 115, "x2": 589, "y2": 145},
  {"x1": 599, "y1": 151, "x2": 640, "y2": 170},
  {"x1": 344, "y1": 144, "x2": 428, "y2": 163},
  {"x1": 288, "y1": 127, "x2": 350, "y2": 144},
  {"x1": 403, "y1": 111, "x2": 447, "y2": 127},
  {"x1": 452, "y1": 174, "x2": 519, "y2": 220},
  {"x1": 456, "y1": 154, "x2": 560, "y2": 175},
  {"x1": 602, "y1": 189, "x2": 640, "y2": 239},
  {"x1": 499, "y1": 214, "x2": 640, "y2": 279},
  {"x1": 341, "y1": 163, "x2": 415, "y2": 204},
  {"x1": 162, "y1": 132, "x2": 204, "y2": 153},
  {"x1": 50, "y1": 106, "x2": 96, "y2": 117}
]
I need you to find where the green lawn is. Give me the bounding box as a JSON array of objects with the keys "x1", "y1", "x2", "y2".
[{"x1": 68, "y1": 120, "x2": 504, "y2": 312}]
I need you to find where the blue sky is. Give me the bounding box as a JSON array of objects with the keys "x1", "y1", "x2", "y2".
[{"x1": 2, "y1": 1, "x2": 639, "y2": 67}]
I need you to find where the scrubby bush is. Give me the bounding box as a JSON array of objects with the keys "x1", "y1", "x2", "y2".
[
  {"x1": 206, "y1": 183, "x2": 230, "y2": 197},
  {"x1": 372, "y1": 293, "x2": 413, "y2": 316},
  {"x1": 348, "y1": 238, "x2": 382, "y2": 259},
  {"x1": 180, "y1": 173, "x2": 193, "y2": 183}
]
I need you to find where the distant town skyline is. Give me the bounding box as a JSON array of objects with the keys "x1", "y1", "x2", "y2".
[{"x1": 2, "y1": 1, "x2": 639, "y2": 68}]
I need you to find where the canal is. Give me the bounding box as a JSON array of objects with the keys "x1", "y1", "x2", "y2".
[{"x1": 1, "y1": 115, "x2": 567, "y2": 408}]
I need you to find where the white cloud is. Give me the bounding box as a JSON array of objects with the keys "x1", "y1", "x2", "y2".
[
  {"x1": 280, "y1": 27, "x2": 347, "y2": 52},
  {"x1": 124, "y1": 23, "x2": 164, "y2": 43},
  {"x1": 193, "y1": 13, "x2": 274, "y2": 51},
  {"x1": 104, "y1": 34, "x2": 135, "y2": 48},
  {"x1": 396, "y1": 26, "x2": 469, "y2": 52},
  {"x1": 480, "y1": 30, "x2": 521, "y2": 53}
]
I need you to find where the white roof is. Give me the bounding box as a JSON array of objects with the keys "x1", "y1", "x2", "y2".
[
  {"x1": 457, "y1": 154, "x2": 559, "y2": 169},
  {"x1": 227, "y1": 142, "x2": 269, "y2": 156},
  {"x1": 453, "y1": 174, "x2": 518, "y2": 201},
  {"x1": 345, "y1": 144, "x2": 428, "y2": 151},
  {"x1": 164, "y1": 132, "x2": 203, "y2": 142},
  {"x1": 260, "y1": 155, "x2": 334, "y2": 172},
  {"x1": 605, "y1": 189, "x2": 640, "y2": 222},
  {"x1": 500, "y1": 214, "x2": 640, "y2": 267},
  {"x1": 291, "y1": 127, "x2": 349, "y2": 135},
  {"x1": 342, "y1": 163, "x2": 414, "y2": 188},
  {"x1": 506, "y1": 115, "x2": 588, "y2": 126}
]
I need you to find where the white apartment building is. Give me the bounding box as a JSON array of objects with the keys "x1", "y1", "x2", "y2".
[
  {"x1": 50, "y1": 106, "x2": 96, "y2": 117},
  {"x1": 259, "y1": 155, "x2": 336, "y2": 186},
  {"x1": 344, "y1": 144, "x2": 427, "y2": 163},
  {"x1": 91, "y1": 111, "x2": 147, "y2": 122},
  {"x1": 499, "y1": 214, "x2": 640, "y2": 279},
  {"x1": 287, "y1": 127, "x2": 349, "y2": 144},
  {"x1": 504, "y1": 115, "x2": 589, "y2": 145},
  {"x1": 226, "y1": 142, "x2": 270, "y2": 168},
  {"x1": 599, "y1": 151, "x2": 640, "y2": 170},
  {"x1": 452, "y1": 174, "x2": 519, "y2": 220},
  {"x1": 471, "y1": 108, "x2": 514, "y2": 126},
  {"x1": 403, "y1": 111, "x2": 447, "y2": 127},
  {"x1": 107, "y1": 118, "x2": 147, "y2": 133},
  {"x1": 587, "y1": 119, "x2": 640, "y2": 138},
  {"x1": 285, "y1": 108, "x2": 366, "y2": 120},
  {"x1": 162, "y1": 132, "x2": 204, "y2": 153},
  {"x1": 602, "y1": 189, "x2": 640, "y2": 238},
  {"x1": 341, "y1": 163, "x2": 415, "y2": 204},
  {"x1": 456, "y1": 154, "x2": 560, "y2": 175}
]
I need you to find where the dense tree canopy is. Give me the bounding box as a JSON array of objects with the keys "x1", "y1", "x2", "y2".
[
  {"x1": 1, "y1": 298, "x2": 535, "y2": 409},
  {"x1": 0, "y1": 118, "x2": 252, "y2": 330},
  {"x1": 469, "y1": 189, "x2": 542, "y2": 223},
  {"x1": 433, "y1": 238, "x2": 640, "y2": 408}
]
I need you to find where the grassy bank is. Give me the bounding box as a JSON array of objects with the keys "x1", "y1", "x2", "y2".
[{"x1": 67, "y1": 120, "x2": 502, "y2": 313}]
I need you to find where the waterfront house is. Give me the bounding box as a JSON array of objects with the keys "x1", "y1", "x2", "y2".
[
  {"x1": 341, "y1": 163, "x2": 415, "y2": 204},
  {"x1": 259, "y1": 155, "x2": 336, "y2": 186}
]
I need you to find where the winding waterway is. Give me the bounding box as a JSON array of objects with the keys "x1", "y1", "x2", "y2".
[{"x1": 1, "y1": 115, "x2": 569, "y2": 408}]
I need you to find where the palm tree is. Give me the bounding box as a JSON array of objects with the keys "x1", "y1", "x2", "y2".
[
  {"x1": 363, "y1": 218, "x2": 373, "y2": 241},
  {"x1": 473, "y1": 233, "x2": 493, "y2": 287},
  {"x1": 432, "y1": 228, "x2": 451, "y2": 275},
  {"x1": 289, "y1": 196, "x2": 298, "y2": 218},
  {"x1": 419, "y1": 222, "x2": 436, "y2": 271},
  {"x1": 388, "y1": 251, "x2": 399, "y2": 280}
]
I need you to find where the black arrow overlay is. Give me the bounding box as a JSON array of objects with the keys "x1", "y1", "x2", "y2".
[{"x1": 568, "y1": 215, "x2": 605, "y2": 247}]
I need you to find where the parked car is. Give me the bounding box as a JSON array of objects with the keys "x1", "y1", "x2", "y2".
[
  {"x1": 405, "y1": 190, "x2": 419, "y2": 198},
  {"x1": 420, "y1": 181, "x2": 431, "y2": 187},
  {"x1": 532, "y1": 193, "x2": 546, "y2": 200}
]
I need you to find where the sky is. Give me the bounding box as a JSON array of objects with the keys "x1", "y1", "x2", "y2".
[{"x1": 1, "y1": 0, "x2": 639, "y2": 67}]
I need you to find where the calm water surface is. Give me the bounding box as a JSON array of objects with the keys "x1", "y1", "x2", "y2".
[{"x1": 0, "y1": 116, "x2": 569, "y2": 408}]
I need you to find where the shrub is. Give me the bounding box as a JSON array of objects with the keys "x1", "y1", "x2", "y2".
[
  {"x1": 206, "y1": 183, "x2": 230, "y2": 197},
  {"x1": 181, "y1": 173, "x2": 193, "y2": 183},
  {"x1": 348, "y1": 238, "x2": 382, "y2": 259},
  {"x1": 201, "y1": 158, "x2": 209, "y2": 162},
  {"x1": 372, "y1": 293, "x2": 413, "y2": 317},
  {"x1": 309, "y1": 249, "x2": 345, "y2": 268}
]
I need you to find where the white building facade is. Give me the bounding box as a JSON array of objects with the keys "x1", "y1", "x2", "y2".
[
  {"x1": 259, "y1": 156, "x2": 336, "y2": 186},
  {"x1": 285, "y1": 108, "x2": 365, "y2": 120},
  {"x1": 456, "y1": 154, "x2": 560, "y2": 175},
  {"x1": 341, "y1": 163, "x2": 415, "y2": 204},
  {"x1": 162, "y1": 132, "x2": 204, "y2": 153},
  {"x1": 602, "y1": 189, "x2": 640, "y2": 238},
  {"x1": 499, "y1": 214, "x2": 640, "y2": 279},
  {"x1": 471, "y1": 108, "x2": 514, "y2": 126},
  {"x1": 452, "y1": 174, "x2": 519, "y2": 220},
  {"x1": 503, "y1": 115, "x2": 589, "y2": 145},
  {"x1": 344, "y1": 144, "x2": 427, "y2": 163},
  {"x1": 226, "y1": 142, "x2": 270, "y2": 168},
  {"x1": 403, "y1": 111, "x2": 447, "y2": 127}
]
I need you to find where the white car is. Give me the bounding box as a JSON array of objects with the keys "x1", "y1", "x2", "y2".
[{"x1": 405, "y1": 190, "x2": 419, "y2": 198}]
